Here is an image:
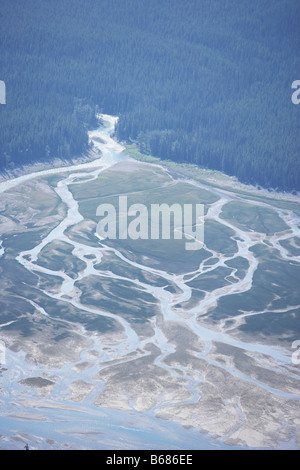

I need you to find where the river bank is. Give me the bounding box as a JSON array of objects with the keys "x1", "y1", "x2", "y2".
[{"x1": 0, "y1": 114, "x2": 299, "y2": 450}]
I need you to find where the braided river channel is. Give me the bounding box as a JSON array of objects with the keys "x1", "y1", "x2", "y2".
[{"x1": 0, "y1": 115, "x2": 299, "y2": 449}]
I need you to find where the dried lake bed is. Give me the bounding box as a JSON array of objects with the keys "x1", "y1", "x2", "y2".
[{"x1": 0, "y1": 115, "x2": 299, "y2": 450}]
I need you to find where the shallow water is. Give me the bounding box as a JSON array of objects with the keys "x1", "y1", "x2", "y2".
[{"x1": 0, "y1": 115, "x2": 299, "y2": 450}]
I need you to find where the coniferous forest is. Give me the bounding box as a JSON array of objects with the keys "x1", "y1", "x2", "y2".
[{"x1": 0, "y1": 0, "x2": 299, "y2": 190}]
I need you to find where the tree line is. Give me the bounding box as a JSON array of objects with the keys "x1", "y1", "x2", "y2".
[{"x1": 0, "y1": 0, "x2": 299, "y2": 190}]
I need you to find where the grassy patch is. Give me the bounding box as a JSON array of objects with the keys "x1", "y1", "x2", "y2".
[
  {"x1": 219, "y1": 200, "x2": 289, "y2": 235},
  {"x1": 94, "y1": 251, "x2": 171, "y2": 289},
  {"x1": 279, "y1": 237, "x2": 300, "y2": 257},
  {"x1": 37, "y1": 240, "x2": 86, "y2": 279},
  {"x1": 204, "y1": 220, "x2": 238, "y2": 257},
  {"x1": 225, "y1": 256, "x2": 250, "y2": 280},
  {"x1": 238, "y1": 308, "x2": 300, "y2": 345},
  {"x1": 124, "y1": 143, "x2": 162, "y2": 164},
  {"x1": 207, "y1": 244, "x2": 300, "y2": 327},
  {"x1": 187, "y1": 266, "x2": 234, "y2": 291},
  {"x1": 70, "y1": 166, "x2": 170, "y2": 201},
  {"x1": 76, "y1": 275, "x2": 159, "y2": 324},
  {"x1": 102, "y1": 238, "x2": 211, "y2": 275}
]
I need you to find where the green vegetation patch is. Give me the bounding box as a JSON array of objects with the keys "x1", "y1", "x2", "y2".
[
  {"x1": 206, "y1": 244, "x2": 300, "y2": 325},
  {"x1": 102, "y1": 238, "x2": 211, "y2": 275},
  {"x1": 126, "y1": 181, "x2": 219, "y2": 207},
  {"x1": 237, "y1": 308, "x2": 300, "y2": 345},
  {"x1": 65, "y1": 220, "x2": 100, "y2": 248},
  {"x1": 70, "y1": 166, "x2": 170, "y2": 202},
  {"x1": 187, "y1": 266, "x2": 234, "y2": 291},
  {"x1": 204, "y1": 220, "x2": 238, "y2": 256},
  {"x1": 219, "y1": 200, "x2": 289, "y2": 235},
  {"x1": 94, "y1": 252, "x2": 172, "y2": 289},
  {"x1": 124, "y1": 143, "x2": 161, "y2": 163},
  {"x1": 71, "y1": 172, "x2": 220, "y2": 274},
  {"x1": 3, "y1": 229, "x2": 57, "y2": 257},
  {"x1": 0, "y1": 298, "x2": 35, "y2": 336},
  {"x1": 175, "y1": 289, "x2": 206, "y2": 311},
  {"x1": 73, "y1": 165, "x2": 219, "y2": 223},
  {"x1": 279, "y1": 237, "x2": 300, "y2": 257},
  {"x1": 19, "y1": 377, "x2": 55, "y2": 388},
  {"x1": 225, "y1": 256, "x2": 250, "y2": 280},
  {"x1": 76, "y1": 275, "x2": 159, "y2": 324},
  {"x1": 37, "y1": 240, "x2": 86, "y2": 279}
]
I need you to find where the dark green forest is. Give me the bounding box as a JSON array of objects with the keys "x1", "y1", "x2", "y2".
[{"x1": 0, "y1": 0, "x2": 299, "y2": 190}]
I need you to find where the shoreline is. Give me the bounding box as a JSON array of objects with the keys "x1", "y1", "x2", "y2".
[
  {"x1": 1, "y1": 114, "x2": 299, "y2": 450},
  {"x1": 0, "y1": 119, "x2": 299, "y2": 206},
  {"x1": 0, "y1": 147, "x2": 101, "y2": 185},
  {"x1": 124, "y1": 143, "x2": 300, "y2": 206}
]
